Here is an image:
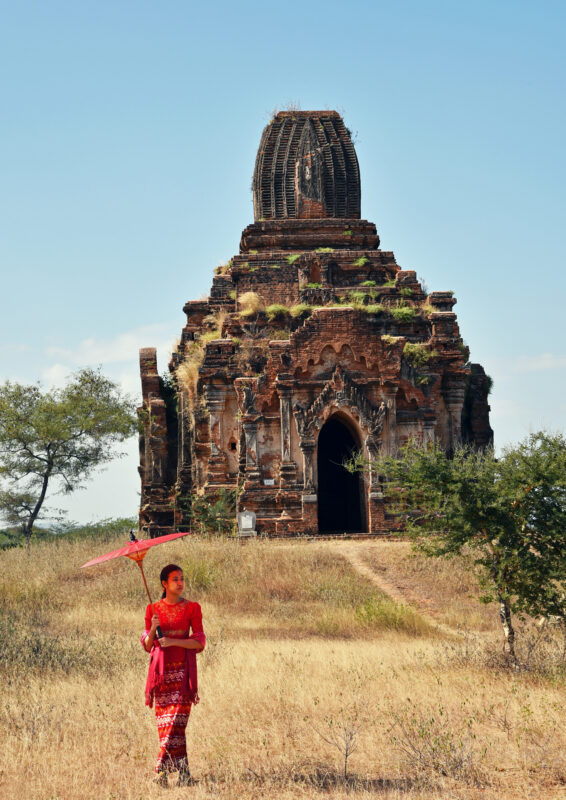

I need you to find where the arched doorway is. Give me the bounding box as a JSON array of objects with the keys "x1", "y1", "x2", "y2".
[{"x1": 317, "y1": 415, "x2": 364, "y2": 533}]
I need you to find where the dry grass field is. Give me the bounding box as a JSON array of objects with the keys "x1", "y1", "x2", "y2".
[{"x1": 0, "y1": 533, "x2": 565, "y2": 800}]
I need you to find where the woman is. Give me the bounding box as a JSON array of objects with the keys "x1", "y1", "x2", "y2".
[{"x1": 141, "y1": 563, "x2": 206, "y2": 787}]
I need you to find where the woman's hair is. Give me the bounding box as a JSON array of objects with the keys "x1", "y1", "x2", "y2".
[{"x1": 160, "y1": 563, "x2": 183, "y2": 599}]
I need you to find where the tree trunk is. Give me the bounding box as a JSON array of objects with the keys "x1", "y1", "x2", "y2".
[
  {"x1": 25, "y1": 465, "x2": 52, "y2": 551},
  {"x1": 498, "y1": 596, "x2": 517, "y2": 665}
]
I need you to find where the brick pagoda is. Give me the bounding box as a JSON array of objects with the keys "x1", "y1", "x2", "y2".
[{"x1": 138, "y1": 110, "x2": 493, "y2": 536}]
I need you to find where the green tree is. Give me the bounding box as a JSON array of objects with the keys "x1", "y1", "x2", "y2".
[
  {"x1": 0, "y1": 368, "x2": 138, "y2": 546},
  {"x1": 354, "y1": 432, "x2": 566, "y2": 664}
]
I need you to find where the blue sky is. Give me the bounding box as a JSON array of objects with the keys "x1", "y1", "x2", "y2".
[{"x1": 1, "y1": 1, "x2": 565, "y2": 523}]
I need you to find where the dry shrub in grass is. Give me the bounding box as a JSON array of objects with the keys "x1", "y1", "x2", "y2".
[{"x1": 387, "y1": 700, "x2": 486, "y2": 784}]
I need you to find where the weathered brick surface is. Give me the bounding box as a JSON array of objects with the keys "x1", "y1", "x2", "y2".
[{"x1": 138, "y1": 111, "x2": 493, "y2": 536}]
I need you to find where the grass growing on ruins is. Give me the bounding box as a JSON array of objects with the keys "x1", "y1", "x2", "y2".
[
  {"x1": 289, "y1": 302, "x2": 313, "y2": 319},
  {"x1": 403, "y1": 342, "x2": 439, "y2": 368},
  {"x1": 266, "y1": 303, "x2": 290, "y2": 322},
  {"x1": 238, "y1": 291, "x2": 265, "y2": 318},
  {"x1": 286, "y1": 253, "x2": 302, "y2": 264},
  {"x1": 390, "y1": 304, "x2": 417, "y2": 322},
  {"x1": 1, "y1": 534, "x2": 564, "y2": 799}
]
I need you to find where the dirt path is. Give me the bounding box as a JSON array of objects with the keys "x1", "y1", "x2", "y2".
[{"x1": 330, "y1": 540, "x2": 467, "y2": 639}]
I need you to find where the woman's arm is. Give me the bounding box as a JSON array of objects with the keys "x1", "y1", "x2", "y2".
[
  {"x1": 143, "y1": 612, "x2": 160, "y2": 652},
  {"x1": 159, "y1": 603, "x2": 205, "y2": 651},
  {"x1": 158, "y1": 637, "x2": 204, "y2": 651}
]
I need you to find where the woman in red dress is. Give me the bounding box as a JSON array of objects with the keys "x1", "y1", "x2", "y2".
[{"x1": 141, "y1": 564, "x2": 206, "y2": 787}]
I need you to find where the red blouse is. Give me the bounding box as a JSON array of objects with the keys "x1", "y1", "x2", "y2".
[{"x1": 144, "y1": 599, "x2": 204, "y2": 664}]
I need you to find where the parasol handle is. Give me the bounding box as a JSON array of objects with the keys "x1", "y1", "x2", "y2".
[{"x1": 136, "y1": 560, "x2": 163, "y2": 639}]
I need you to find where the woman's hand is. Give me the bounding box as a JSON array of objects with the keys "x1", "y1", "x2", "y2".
[
  {"x1": 149, "y1": 613, "x2": 160, "y2": 633},
  {"x1": 157, "y1": 636, "x2": 174, "y2": 648}
]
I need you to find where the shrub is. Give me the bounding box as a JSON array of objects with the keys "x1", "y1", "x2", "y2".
[
  {"x1": 269, "y1": 329, "x2": 291, "y2": 340},
  {"x1": 391, "y1": 305, "x2": 416, "y2": 322},
  {"x1": 361, "y1": 279, "x2": 376, "y2": 286},
  {"x1": 382, "y1": 334, "x2": 403, "y2": 345},
  {"x1": 315, "y1": 247, "x2": 334, "y2": 253},
  {"x1": 348, "y1": 290, "x2": 366, "y2": 303},
  {"x1": 214, "y1": 259, "x2": 232, "y2": 275},
  {"x1": 403, "y1": 342, "x2": 438, "y2": 367},
  {"x1": 388, "y1": 701, "x2": 483, "y2": 781},
  {"x1": 290, "y1": 303, "x2": 314, "y2": 319},
  {"x1": 353, "y1": 257, "x2": 370, "y2": 267},
  {"x1": 306, "y1": 282, "x2": 322, "y2": 289},
  {"x1": 400, "y1": 287, "x2": 413, "y2": 297},
  {"x1": 238, "y1": 291, "x2": 264, "y2": 318},
  {"x1": 266, "y1": 303, "x2": 290, "y2": 322},
  {"x1": 364, "y1": 304, "x2": 385, "y2": 315},
  {"x1": 189, "y1": 488, "x2": 237, "y2": 537},
  {"x1": 383, "y1": 279, "x2": 396, "y2": 288}
]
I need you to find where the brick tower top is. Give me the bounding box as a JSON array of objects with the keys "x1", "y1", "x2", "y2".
[{"x1": 252, "y1": 111, "x2": 361, "y2": 222}]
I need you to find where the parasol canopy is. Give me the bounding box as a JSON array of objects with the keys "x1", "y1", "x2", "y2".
[
  {"x1": 80, "y1": 530, "x2": 192, "y2": 637},
  {"x1": 80, "y1": 530, "x2": 191, "y2": 569}
]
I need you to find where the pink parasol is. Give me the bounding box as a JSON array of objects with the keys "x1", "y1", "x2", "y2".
[{"x1": 80, "y1": 530, "x2": 191, "y2": 637}]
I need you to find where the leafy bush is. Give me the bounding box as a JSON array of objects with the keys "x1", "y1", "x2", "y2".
[
  {"x1": 348, "y1": 290, "x2": 366, "y2": 303},
  {"x1": 353, "y1": 257, "x2": 370, "y2": 267},
  {"x1": 190, "y1": 488, "x2": 237, "y2": 536},
  {"x1": 390, "y1": 305, "x2": 416, "y2": 322},
  {"x1": 266, "y1": 303, "x2": 290, "y2": 321},
  {"x1": 403, "y1": 342, "x2": 438, "y2": 367}
]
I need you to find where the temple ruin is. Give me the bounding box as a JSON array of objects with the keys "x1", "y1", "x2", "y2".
[{"x1": 138, "y1": 110, "x2": 493, "y2": 536}]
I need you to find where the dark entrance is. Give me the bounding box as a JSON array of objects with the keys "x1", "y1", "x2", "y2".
[{"x1": 317, "y1": 415, "x2": 364, "y2": 533}]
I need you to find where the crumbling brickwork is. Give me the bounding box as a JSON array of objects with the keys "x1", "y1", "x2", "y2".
[{"x1": 138, "y1": 111, "x2": 493, "y2": 537}]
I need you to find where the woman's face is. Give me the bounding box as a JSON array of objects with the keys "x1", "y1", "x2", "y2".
[{"x1": 163, "y1": 570, "x2": 185, "y2": 598}]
